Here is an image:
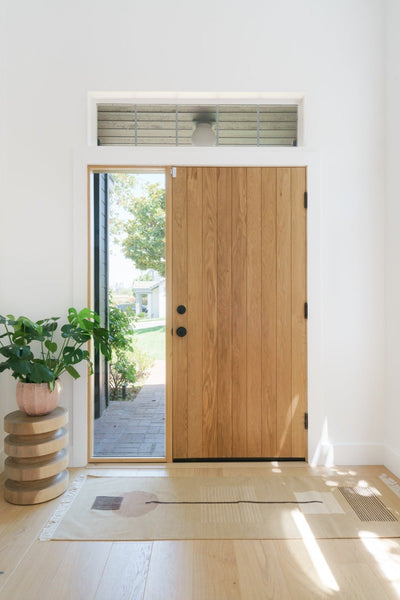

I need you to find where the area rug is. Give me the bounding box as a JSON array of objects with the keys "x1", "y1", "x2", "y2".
[{"x1": 40, "y1": 473, "x2": 400, "y2": 541}]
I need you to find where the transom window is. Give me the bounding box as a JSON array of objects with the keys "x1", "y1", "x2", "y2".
[{"x1": 97, "y1": 103, "x2": 298, "y2": 147}]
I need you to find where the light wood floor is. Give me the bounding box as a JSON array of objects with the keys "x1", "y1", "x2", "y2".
[{"x1": 1, "y1": 463, "x2": 400, "y2": 600}]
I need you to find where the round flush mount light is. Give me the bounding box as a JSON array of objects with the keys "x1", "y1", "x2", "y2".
[{"x1": 191, "y1": 122, "x2": 216, "y2": 146}]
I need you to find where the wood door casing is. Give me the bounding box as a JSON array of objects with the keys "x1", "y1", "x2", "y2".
[{"x1": 171, "y1": 167, "x2": 307, "y2": 459}]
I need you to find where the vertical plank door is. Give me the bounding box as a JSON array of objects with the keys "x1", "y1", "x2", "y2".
[{"x1": 171, "y1": 167, "x2": 307, "y2": 459}]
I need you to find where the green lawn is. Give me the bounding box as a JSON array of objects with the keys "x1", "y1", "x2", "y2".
[{"x1": 134, "y1": 325, "x2": 165, "y2": 360}]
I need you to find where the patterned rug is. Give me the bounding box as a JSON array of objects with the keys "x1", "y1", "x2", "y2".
[{"x1": 40, "y1": 473, "x2": 400, "y2": 541}]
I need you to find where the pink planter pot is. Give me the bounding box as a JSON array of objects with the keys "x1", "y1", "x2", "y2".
[{"x1": 16, "y1": 380, "x2": 62, "y2": 416}]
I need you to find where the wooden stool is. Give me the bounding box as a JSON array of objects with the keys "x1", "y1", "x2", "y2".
[{"x1": 4, "y1": 407, "x2": 69, "y2": 505}]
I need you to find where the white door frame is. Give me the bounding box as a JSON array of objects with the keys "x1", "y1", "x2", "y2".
[{"x1": 72, "y1": 145, "x2": 323, "y2": 467}]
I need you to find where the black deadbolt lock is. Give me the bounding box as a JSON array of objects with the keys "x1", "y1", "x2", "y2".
[
  {"x1": 176, "y1": 326, "x2": 187, "y2": 337},
  {"x1": 177, "y1": 305, "x2": 186, "y2": 314}
]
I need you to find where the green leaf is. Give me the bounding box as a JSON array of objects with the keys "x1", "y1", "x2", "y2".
[
  {"x1": 42, "y1": 321, "x2": 58, "y2": 337},
  {"x1": 17, "y1": 316, "x2": 38, "y2": 329},
  {"x1": 27, "y1": 363, "x2": 54, "y2": 383},
  {"x1": 44, "y1": 340, "x2": 57, "y2": 353},
  {"x1": 61, "y1": 324, "x2": 75, "y2": 336},
  {"x1": 81, "y1": 318, "x2": 95, "y2": 331},
  {"x1": 80, "y1": 308, "x2": 100, "y2": 328},
  {"x1": 0, "y1": 346, "x2": 14, "y2": 358},
  {"x1": 87, "y1": 360, "x2": 94, "y2": 376},
  {"x1": 61, "y1": 324, "x2": 90, "y2": 343},
  {"x1": 17, "y1": 346, "x2": 33, "y2": 359},
  {"x1": 92, "y1": 327, "x2": 110, "y2": 341},
  {"x1": 63, "y1": 346, "x2": 83, "y2": 365},
  {"x1": 99, "y1": 342, "x2": 111, "y2": 360},
  {"x1": 12, "y1": 317, "x2": 44, "y2": 343},
  {"x1": 78, "y1": 307, "x2": 94, "y2": 319},
  {"x1": 65, "y1": 365, "x2": 80, "y2": 379},
  {"x1": 67, "y1": 308, "x2": 78, "y2": 326},
  {"x1": 7, "y1": 358, "x2": 31, "y2": 375},
  {"x1": 0, "y1": 344, "x2": 32, "y2": 359}
]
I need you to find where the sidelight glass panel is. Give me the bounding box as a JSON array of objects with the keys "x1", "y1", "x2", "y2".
[{"x1": 93, "y1": 171, "x2": 166, "y2": 459}]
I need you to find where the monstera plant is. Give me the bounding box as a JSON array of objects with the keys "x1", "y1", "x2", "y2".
[{"x1": 0, "y1": 307, "x2": 111, "y2": 415}]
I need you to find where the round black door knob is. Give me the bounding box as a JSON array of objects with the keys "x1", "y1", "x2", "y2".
[
  {"x1": 176, "y1": 327, "x2": 187, "y2": 337},
  {"x1": 177, "y1": 305, "x2": 186, "y2": 314}
]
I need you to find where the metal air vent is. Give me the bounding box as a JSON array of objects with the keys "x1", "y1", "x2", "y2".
[{"x1": 338, "y1": 487, "x2": 397, "y2": 522}]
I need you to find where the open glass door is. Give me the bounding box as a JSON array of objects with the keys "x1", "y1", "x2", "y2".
[{"x1": 91, "y1": 169, "x2": 166, "y2": 460}]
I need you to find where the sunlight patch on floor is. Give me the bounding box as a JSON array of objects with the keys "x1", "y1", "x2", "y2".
[
  {"x1": 292, "y1": 509, "x2": 340, "y2": 593},
  {"x1": 356, "y1": 479, "x2": 370, "y2": 488},
  {"x1": 360, "y1": 531, "x2": 400, "y2": 597},
  {"x1": 355, "y1": 484, "x2": 381, "y2": 496}
]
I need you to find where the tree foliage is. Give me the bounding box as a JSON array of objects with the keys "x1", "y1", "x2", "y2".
[{"x1": 110, "y1": 175, "x2": 165, "y2": 277}]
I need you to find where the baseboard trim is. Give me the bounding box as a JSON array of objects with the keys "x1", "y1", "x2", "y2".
[
  {"x1": 331, "y1": 443, "x2": 384, "y2": 465},
  {"x1": 384, "y1": 445, "x2": 400, "y2": 479}
]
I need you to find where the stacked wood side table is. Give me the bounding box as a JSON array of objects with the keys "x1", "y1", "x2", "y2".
[{"x1": 4, "y1": 406, "x2": 69, "y2": 505}]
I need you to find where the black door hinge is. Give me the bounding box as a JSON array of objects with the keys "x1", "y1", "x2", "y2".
[
  {"x1": 304, "y1": 302, "x2": 308, "y2": 319},
  {"x1": 304, "y1": 412, "x2": 308, "y2": 430},
  {"x1": 304, "y1": 191, "x2": 308, "y2": 209}
]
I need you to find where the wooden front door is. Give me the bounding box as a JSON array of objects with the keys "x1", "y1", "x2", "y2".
[{"x1": 171, "y1": 167, "x2": 307, "y2": 460}]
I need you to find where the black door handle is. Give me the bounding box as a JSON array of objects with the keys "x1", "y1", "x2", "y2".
[
  {"x1": 176, "y1": 327, "x2": 187, "y2": 337},
  {"x1": 177, "y1": 305, "x2": 186, "y2": 314}
]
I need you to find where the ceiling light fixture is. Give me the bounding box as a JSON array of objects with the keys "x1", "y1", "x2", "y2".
[{"x1": 191, "y1": 121, "x2": 217, "y2": 146}]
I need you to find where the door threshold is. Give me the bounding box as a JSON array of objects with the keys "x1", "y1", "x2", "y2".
[{"x1": 173, "y1": 457, "x2": 306, "y2": 463}]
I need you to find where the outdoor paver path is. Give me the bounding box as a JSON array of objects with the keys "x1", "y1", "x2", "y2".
[{"x1": 94, "y1": 360, "x2": 165, "y2": 458}]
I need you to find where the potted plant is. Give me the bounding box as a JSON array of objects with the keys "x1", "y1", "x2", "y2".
[{"x1": 0, "y1": 307, "x2": 111, "y2": 415}]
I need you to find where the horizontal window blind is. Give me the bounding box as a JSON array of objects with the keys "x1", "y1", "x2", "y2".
[{"x1": 97, "y1": 104, "x2": 298, "y2": 147}]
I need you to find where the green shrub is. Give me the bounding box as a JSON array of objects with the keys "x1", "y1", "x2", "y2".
[
  {"x1": 109, "y1": 350, "x2": 136, "y2": 400},
  {"x1": 130, "y1": 342, "x2": 153, "y2": 381},
  {"x1": 109, "y1": 302, "x2": 136, "y2": 353},
  {"x1": 108, "y1": 301, "x2": 137, "y2": 399}
]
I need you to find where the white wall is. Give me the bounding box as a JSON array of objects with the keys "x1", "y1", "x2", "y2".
[
  {"x1": 0, "y1": 3, "x2": 7, "y2": 469},
  {"x1": 1, "y1": 0, "x2": 386, "y2": 466},
  {"x1": 384, "y1": 0, "x2": 400, "y2": 477}
]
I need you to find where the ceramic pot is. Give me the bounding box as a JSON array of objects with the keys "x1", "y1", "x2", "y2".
[{"x1": 16, "y1": 380, "x2": 62, "y2": 416}]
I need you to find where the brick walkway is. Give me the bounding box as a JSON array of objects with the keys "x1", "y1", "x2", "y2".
[{"x1": 94, "y1": 360, "x2": 165, "y2": 458}]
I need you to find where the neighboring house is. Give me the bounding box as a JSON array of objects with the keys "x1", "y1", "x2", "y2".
[{"x1": 133, "y1": 279, "x2": 165, "y2": 318}]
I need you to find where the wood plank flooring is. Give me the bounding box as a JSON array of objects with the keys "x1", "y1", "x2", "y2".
[{"x1": 1, "y1": 464, "x2": 400, "y2": 599}]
